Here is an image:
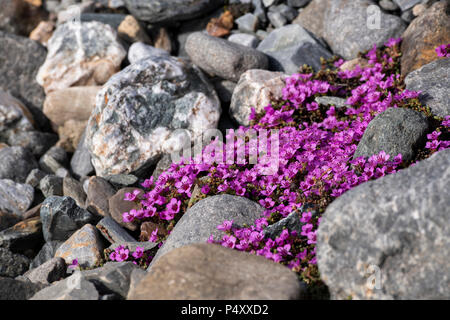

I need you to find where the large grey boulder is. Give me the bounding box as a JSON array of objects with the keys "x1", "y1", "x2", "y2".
[
  {"x1": 123, "y1": 0, "x2": 223, "y2": 23},
  {"x1": 294, "y1": 0, "x2": 406, "y2": 60},
  {"x1": 353, "y1": 108, "x2": 429, "y2": 162},
  {"x1": 405, "y1": 58, "x2": 450, "y2": 118},
  {"x1": 85, "y1": 53, "x2": 221, "y2": 177},
  {"x1": 256, "y1": 24, "x2": 332, "y2": 74},
  {"x1": 185, "y1": 32, "x2": 269, "y2": 82},
  {"x1": 151, "y1": 194, "x2": 264, "y2": 265},
  {"x1": 317, "y1": 149, "x2": 450, "y2": 299}
]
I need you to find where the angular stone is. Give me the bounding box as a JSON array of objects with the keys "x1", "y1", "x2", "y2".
[
  {"x1": 151, "y1": 155, "x2": 174, "y2": 180},
  {"x1": 405, "y1": 58, "x2": 450, "y2": 119},
  {"x1": 0, "y1": 217, "x2": 42, "y2": 253},
  {"x1": 70, "y1": 131, "x2": 94, "y2": 179},
  {"x1": 123, "y1": 0, "x2": 223, "y2": 23},
  {"x1": 40, "y1": 196, "x2": 96, "y2": 242},
  {"x1": 30, "y1": 271, "x2": 99, "y2": 300},
  {"x1": 317, "y1": 149, "x2": 450, "y2": 299},
  {"x1": 86, "y1": 176, "x2": 116, "y2": 217},
  {"x1": 230, "y1": 69, "x2": 286, "y2": 126},
  {"x1": 109, "y1": 188, "x2": 142, "y2": 231},
  {"x1": 39, "y1": 146, "x2": 68, "y2": 174},
  {"x1": 63, "y1": 177, "x2": 87, "y2": 208},
  {"x1": 25, "y1": 168, "x2": 47, "y2": 188},
  {"x1": 236, "y1": 13, "x2": 259, "y2": 33},
  {"x1": 268, "y1": 11, "x2": 287, "y2": 28},
  {"x1": 354, "y1": 108, "x2": 429, "y2": 162},
  {"x1": 117, "y1": 15, "x2": 151, "y2": 44},
  {"x1": 36, "y1": 21, "x2": 126, "y2": 94},
  {"x1": 314, "y1": 96, "x2": 350, "y2": 109},
  {"x1": 96, "y1": 217, "x2": 136, "y2": 244},
  {"x1": 393, "y1": 0, "x2": 421, "y2": 11},
  {"x1": 85, "y1": 53, "x2": 221, "y2": 177},
  {"x1": 30, "y1": 240, "x2": 63, "y2": 269},
  {"x1": 29, "y1": 20, "x2": 55, "y2": 46},
  {"x1": 186, "y1": 32, "x2": 269, "y2": 82},
  {"x1": 151, "y1": 194, "x2": 264, "y2": 263},
  {"x1": 6, "y1": 130, "x2": 58, "y2": 158},
  {"x1": 0, "y1": 146, "x2": 38, "y2": 183},
  {"x1": 0, "y1": 31, "x2": 46, "y2": 112},
  {"x1": 0, "y1": 179, "x2": 34, "y2": 216},
  {"x1": 152, "y1": 26, "x2": 173, "y2": 53},
  {"x1": 294, "y1": 0, "x2": 406, "y2": 60},
  {"x1": 22, "y1": 204, "x2": 42, "y2": 220},
  {"x1": 264, "y1": 207, "x2": 317, "y2": 240},
  {"x1": 43, "y1": 86, "x2": 101, "y2": 128},
  {"x1": 0, "y1": 248, "x2": 30, "y2": 277},
  {"x1": 81, "y1": 261, "x2": 139, "y2": 298},
  {"x1": 130, "y1": 243, "x2": 304, "y2": 300},
  {"x1": 379, "y1": 0, "x2": 399, "y2": 11},
  {"x1": 23, "y1": 257, "x2": 66, "y2": 285},
  {"x1": 0, "y1": 89, "x2": 35, "y2": 138},
  {"x1": 55, "y1": 224, "x2": 105, "y2": 268},
  {"x1": 400, "y1": 2, "x2": 450, "y2": 76},
  {"x1": 104, "y1": 174, "x2": 139, "y2": 189},
  {"x1": 39, "y1": 175, "x2": 64, "y2": 198},
  {"x1": 257, "y1": 24, "x2": 332, "y2": 74},
  {"x1": 228, "y1": 33, "x2": 260, "y2": 48},
  {"x1": 126, "y1": 268, "x2": 147, "y2": 299},
  {"x1": 0, "y1": 277, "x2": 45, "y2": 300}
]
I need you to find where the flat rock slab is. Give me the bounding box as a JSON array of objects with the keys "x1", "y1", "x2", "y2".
[
  {"x1": 130, "y1": 243, "x2": 304, "y2": 300},
  {"x1": 55, "y1": 224, "x2": 105, "y2": 268},
  {"x1": 405, "y1": 58, "x2": 450, "y2": 119},
  {"x1": 317, "y1": 149, "x2": 450, "y2": 299}
]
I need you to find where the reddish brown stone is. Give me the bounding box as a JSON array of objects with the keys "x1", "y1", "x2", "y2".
[
  {"x1": 206, "y1": 10, "x2": 234, "y2": 38},
  {"x1": 401, "y1": 1, "x2": 450, "y2": 76},
  {"x1": 139, "y1": 221, "x2": 167, "y2": 242}
]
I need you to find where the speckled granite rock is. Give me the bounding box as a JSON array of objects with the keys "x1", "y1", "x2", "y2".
[
  {"x1": 230, "y1": 69, "x2": 286, "y2": 126},
  {"x1": 36, "y1": 21, "x2": 126, "y2": 94},
  {"x1": 317, "y1": 149, "x2": 450, "y2": 300},
  {"x1": 85, "y1": 53, "x2": 221, "y2": 177}
]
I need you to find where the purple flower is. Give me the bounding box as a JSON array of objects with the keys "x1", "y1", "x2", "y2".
[
  {"x1": 124, "y1": 189, "x2": 141, "y2": 201},
  {"x1": 436, "y1": 44, "x2": 450, "y2": 58},
  {"x1": 201, "y1": 185, "x2": 211, "y2": 194},
  {"x1": 217, "y1": 220, "x2": 233, "y2": 232},
  {"x1": 132, "y1": 246, "x2": 144, "y2": 259},
  {"x1": 149, "y1": 228, "x2": 159, "y2": 242}
]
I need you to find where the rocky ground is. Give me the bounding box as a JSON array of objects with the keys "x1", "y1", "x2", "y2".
[{"x1": 0, "y1": 0, "x2": 449, "y2": 300}]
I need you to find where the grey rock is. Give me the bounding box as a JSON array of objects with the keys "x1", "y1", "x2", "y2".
[
  {"x1": 6, "y1": 131, "x2": 58, "y2": 158},
  {"x1": 393, "y1": 0, "x2": 421, "y2": 11},
  {"x1": 317, "y1": 149, "x2": 450, "y2": 299},
  {"x1": 123, "y1": 0, "x2": 223, "y2": 23},
  {"x1": 401, "y1": 8, "x2": 415, "y2": 22},
  {"x1": 131, "y1": 243, "x2": 305, "y2": 300},
  {"x1": 86, "y1": 176, "x2": 116, "y2": 217},
  {"x1": 0, "y1": 146, "x2": 38, "y2": 183},
  {"x1": 70, "y1": 131, "x2": 94, "y2": 179},
  {"x1": 212, "y1": 79, "x2": 238, "y2": 105},
  {"x1": 263, "y1": 0, "x2": 278, "y2": 6},
  {"x1": 354, "y1": 107, "x2": 429, "y2": 162},
  {"x1": 104, "y1": 174, "x2": 139, "y2": 189},
  {"x1": 252, "y1": 0, "x2": 268, "y2": 26},
  {"x1": 39, "y1": 175, "x2": 64, "y2": 198},
  {"x1": 107, "y1": 241, "x2": 157, "y2": 253},
  {"x1": 81, "y1": 261, "x2": 139, "y2": 298},
  {"x1": 126, "y1": 268, "x2": 147, "y2": 299},
  {"x1": 287, "y1": 0, "x2": 311, "y2": 7},
  {"x1": 315, "y1": 96, "x2": 350, "y2": 109},
  {"x1": 271, "y1": 4, "x2": 298, "y2": 21},
  {"x1": 228, "y1": 33, "x2": 260, "y2": 48},
  {"x1": 185, "y1": 32, "x2": 269, "y2": 82},
  {"x1": 236, "y1": 13, "x2": 259, "y2": 33},
  {"x1": 30, "y1": 271, "x2": 99, "y2": 300},
  {"x1": 54, "y1": 224, "x2": 105, "y2": 268},
  {"x1": 0, "y1": 277, "x2": 45, "y2": 300},
  {"x1": 30, "y1": 241, "x2": 63, "y2": 269},
  {"x1": 23, "y1": 257, "x2": 66, "y2": 285},
  {"x1": 39, "y1": 146, "x2": 68, "y2": 174},
  {"x1": 63, "y1": 176, "x2": 87, "y2": 208},
  {"x1": 85, "y1": 52, "x2": 221, "y2": 177},
  {"x1": 264, "y1": 205, "x2": 317, "y2": 240},
  {"x1": 295, "y1": 0, "x2": 406, "y2": 60},
  {"x1": 257, "y1": 24, "x2": 332, "y2": 74},
  {"x1": 151, "y1": 194, "x2": 264, "y2": 264},
  {"x1": 96, "y1": 217, "x2": 136, "y2": 244},
  {"x1": 127, "y1": 42, "x2": 170, "y2": 65},
  {"x1": 379, "y1": 0, "x2": 399, "y2": 11},
  {"x1": 0, "y1": 179, "x2": 34, "y2": 216},
  {"x1": 405, "y1": 58, "x2": 450, "y2": 118},
  {"x1": 80, "y1": 13, "x2": 127, "y2": 29},
  {"x1": 25, "y1": 169, "x2": 47, "y2": 188},
  {"x1": 40, "y1": 196, "x2": 96, "y2": 242},
  {"x1": 0, "y1": 31, "x2": 46, "y2": 112},
  {"x1": 0, "y1": 89, "x2": 34, "y2": 138},
  {"x1": 151, "y1": 155, "x2": 174, "y2": 180},
  {"x1": 0, "y1": 248, "x2": 30, "y2": 277},
  {"x1": 268, "y1": 11, "x2": 287, "y2": 28}
]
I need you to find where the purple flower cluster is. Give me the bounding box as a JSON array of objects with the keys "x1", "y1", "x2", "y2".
[
  {"x1": 109, "y1": 245, "x2": 153, "y2": 266},
  {"x1": 436, "y1": 44, "x2": 450, "y2": 58},
  {"x1": 115, "y1": 40, "x2": 449, "y2": 282}
]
